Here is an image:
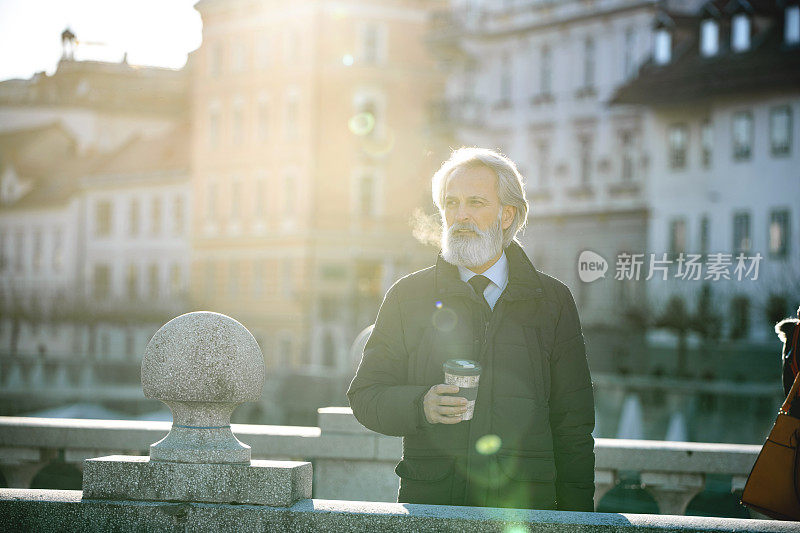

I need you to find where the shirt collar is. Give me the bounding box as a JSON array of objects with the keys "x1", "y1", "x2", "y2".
[{"x1": 457, "y1": 251, "x2": 509, "y2": 290}]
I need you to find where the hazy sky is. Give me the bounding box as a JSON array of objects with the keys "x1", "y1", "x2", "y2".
[{"x1": 0, "y1": 0, "x2": 203, "y2": 81}]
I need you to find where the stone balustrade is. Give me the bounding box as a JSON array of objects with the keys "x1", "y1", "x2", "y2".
[{"x1": 0, "y1": 410, "x2": 762, "y2": 516}]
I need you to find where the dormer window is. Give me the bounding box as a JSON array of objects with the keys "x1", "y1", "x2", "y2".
[
  {"x1": 731, "y1": 13, "x2": 751, "y2": 52},
  {"x1": 654, "y1": 28, "x2": 672, "y2": 64},
  {"x1": 701, "y1": 19, "x2": 719, "y2": 56},
  {"x1": 786, "y1": 5, "x2": 800, "y2": 45}
]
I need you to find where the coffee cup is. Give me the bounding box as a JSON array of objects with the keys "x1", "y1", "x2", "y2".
[{"x1": 443, "y1": 359, "x2": 482, "y2": 421}]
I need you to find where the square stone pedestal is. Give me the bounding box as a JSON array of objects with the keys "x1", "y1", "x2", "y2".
[{"x1": 82, "y1": 456, "x2": 311, "y2": 507}]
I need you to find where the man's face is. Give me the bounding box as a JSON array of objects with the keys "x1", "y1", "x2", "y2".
[
  {"x1": 443, "y1": 165, "x2": 507, "y2": 233},
  {"x1": 440, "y1": 165, "x2": 516, "y2": 269}
]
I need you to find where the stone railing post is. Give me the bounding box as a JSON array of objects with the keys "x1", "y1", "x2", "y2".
[
  {"x1": 642, "y1": 472, "x2": 704, "y2": 515},
  {"x1": 81, "y1": 311, "x2": 312, "y2": 506},
  {"x1": 594, "y1": 469, "x2": 616, "y2": 510}
]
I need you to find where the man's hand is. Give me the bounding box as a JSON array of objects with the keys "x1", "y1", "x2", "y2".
[{"x1": 423, "y1": 384, "x2": 468, "y2": 424}]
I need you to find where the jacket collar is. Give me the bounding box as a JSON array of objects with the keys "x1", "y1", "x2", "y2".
[{"x1": 434, "y1": 241, "x2": 544, "y2": 301}]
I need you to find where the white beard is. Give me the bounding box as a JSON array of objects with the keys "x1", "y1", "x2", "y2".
[{"x1": 441, "y1": 212, "x2": 504, "y2": 269}]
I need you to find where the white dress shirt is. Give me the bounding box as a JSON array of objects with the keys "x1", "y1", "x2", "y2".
[{"x1": 457, "y1": 251, "x2": 509, "y2": 310}]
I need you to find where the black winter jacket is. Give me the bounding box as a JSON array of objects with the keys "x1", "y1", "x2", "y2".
[{"x1": 347, "y1": 242, "x2": 596, "y2": 511}]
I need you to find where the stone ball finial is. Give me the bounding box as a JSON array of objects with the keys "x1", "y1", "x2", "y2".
[{"x1": 141, "y1": 311, "x2": 265, "y2": 464}]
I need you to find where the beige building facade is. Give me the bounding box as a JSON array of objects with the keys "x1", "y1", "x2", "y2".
[{"x1": 190, "y1": 0, "x2": 446, "y2": 376}]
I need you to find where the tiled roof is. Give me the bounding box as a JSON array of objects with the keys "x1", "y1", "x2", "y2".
[
  {"x1": 87, "y1": 125, "x2": 190, "y2": 181},
  {"x1": 612, "y1": 3, "x2": 800, "y2": 105}
]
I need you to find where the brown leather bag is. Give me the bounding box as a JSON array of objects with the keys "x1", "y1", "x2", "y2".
[{"x1": 741, "y1": 324, "x2": 800, "y2": 520}]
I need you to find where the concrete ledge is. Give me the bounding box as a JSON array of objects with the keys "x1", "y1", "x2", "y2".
[
  {"x1": 1, "y1": 489, "x2": 795, "y2": 533},
  {"x1": 82, "y1": 456, "x2": 311, "y2": 507}
]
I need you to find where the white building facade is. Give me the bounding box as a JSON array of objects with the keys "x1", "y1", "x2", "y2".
[{"x1": 613, "y1": 1, "x2": 800, "y2": 342}]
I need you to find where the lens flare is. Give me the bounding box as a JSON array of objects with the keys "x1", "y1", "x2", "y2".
[
  {"x1": 475, "y1": 434, "x2": 502, "y2": 455},
  {"x1": 360, "y1": 128, "x2": 395, "y2": 157},
  {"x1": 348, "y1": 112, "x2": 375, "y2": 136},
  {"x1": 504, "y1": 526, "x2": 530, "y2": 533}
]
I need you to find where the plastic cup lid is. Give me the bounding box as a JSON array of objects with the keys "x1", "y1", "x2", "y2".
[{"x1": 443, "y1": 359, "x2": 482, "y2": 375}]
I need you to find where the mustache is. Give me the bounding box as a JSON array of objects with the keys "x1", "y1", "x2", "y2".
[{"x1": 448, "y1": 221, "x2": 481, "y2": 234}]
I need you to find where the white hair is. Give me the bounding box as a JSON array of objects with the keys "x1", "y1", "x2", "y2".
[{"x1": 431, "y1": 147, "x2": 529, "y2": 247}]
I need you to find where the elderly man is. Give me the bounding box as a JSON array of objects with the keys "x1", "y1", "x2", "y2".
[{"x1": 347, "y1": 147, "x2": 595, "y2": 511}]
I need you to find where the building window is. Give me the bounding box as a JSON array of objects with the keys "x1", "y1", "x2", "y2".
[
  {"x1": 499, "y1": 52, "x2": 512, "y2": 105},
  {"x1": 278, "y1": 335, "x2": 293, "y2": 369},
  {"x1": 323, "y1": 331, "x2": 337, "y2": 368},
  {"x1": 0, "y1": 231, "x2": 6, "y2": 272},
  {"x1": 281, "y1": 259, "x2": 294, "y2": 298},
  {"x1": 126, "y1": 264, "x2": 138, "y2": 300},
  {"x1": 654, "y1": 28, "x2": 671, "y2": 64},
  {"x1": 701, "y1": 120, "x2": 713, "y2": 168},
  {"x1": 148, "y1": 263, "x2": 159, "y2": 299},
  {"x1": 536, "y1": 141, "x2": 549, "y2": 188},
  {"x1": 14, "y1": 230, "x2": 23, "y2": 273},
  {"x1": 579, "y1": 136, "x2": 592, "y2": 187},
  {"x1": 731, "y1": 14, "x2": 751, "y2": 52},
  {"x1": 582, "y1": 37, "x2": 595, "y2": 89},
  {"x1": 285, "y1": 92, "x2": 299, "y2": 140},
  {"x1": 253, "y1": 259, "x2": 265, "y2": 296},
  {"x1": 129, "y1": 199, "x2": 140, "y2": 236},
  {"x1": 623, "y1": 28, "x2": 636, "y2": 79},
  {"x1": 93, "y1": 264, "x2": 111, "y2": 300},
  {"x1": 359, "y1": 22, "x2": 385, "y2": 65},
  {"x1": 32, "y1": 229, "x2": 42, "y2": 273},
  {"x1": 209, "y1": 43, "x2": 223, "y2": 78},
  {"x1": 151, "y1": 198, "x2": 162, "y2": 236},
  {"x1": 231, "y1": 178, "x2": 242, "y2": 220},
  {"x1": 284, "y1": 28, "x2": 299, "y2": 64},
  {"x1": 283, "y1": 172, "x2": 296, "y2": 218},
  {"x1": 173, "y1": 196, "x2": 185, "y2": 236},
  {"x1": 787, "y1": 6, "x2": 800, "y2": 45},
  {"x1": 52, "y1": 229, "x2": 63, "y2": 272},
  {"x1": 770, "y1": 105, "x2": 792, "y2": 156},
  {"x1": 700, "y1": 19, "x2": 719, "y2": 56},
  {"x1": 257, "y1": 97, "x2": 270, "y2": 142},
  {"x1": 95, "y1": 200, "x2": 112, "y2": 237},
  {"x1": 668, "y1": 124, "x2": 688, "y2": 170},
  {"x1": 208, "y1": 104, "x2": 220, "y2": 147},
  {"x1": 232, "y1": 98, "x2": 244, "y2": 145},
  {"x1": 699, "y1": 215, "x2": 710, "y2": 256},
  {"x1": 356, "y1": 97, "x2": 379, "y2": 138},
  {"x1": 205, "y1": 261, "x2": 216, "y2": 298},
  {"x1": 257, "y1": 33, "x2": 270, "y2": 69},
  {"x1": 669, "y1": 218, "x2": 687, "y2": 257},
  {"x1": 733, "y1": 212, "x2": 751, "y2": 254},
  {"x1": 255, "y1": 174, "x2": 267, "y2": 219},
  {"x1": 125, "y1": 330, "x2": 135, "y2": 359},
  {"x1": 730, "y1": 295, "x2": 750, "y2": 339},
  {"x1": 769, "y1": 209, "x2": 790, "y2": 258},
  {"x1": 357, "y1": 174, "x2": 376, "y2": 218},
  {"x1": 170, "y1": 264, "x2": 182, "y2": 295},
  {"x1": 620, "y1": 131, "x2": 635, "y2": 181},
  {"x1": 540, "y1": 45, "x2": 552, "y2": 96},
  {"x1": 232, "y1": 42, "x2": 246, "y2": 73},
  {"x1": 732, "y1": 111, "x2": 753, "y2": 161},
  {"x1": 207, "y1": 181, "x2": 217, "y2": 219},
  {"x1": 577, "y1": 138, "x2": 592, "y2": 188}
]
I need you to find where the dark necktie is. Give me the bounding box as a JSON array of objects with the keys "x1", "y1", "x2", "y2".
[{"x1": 468, "y1": 275, "x2": 492, "y2": 316}]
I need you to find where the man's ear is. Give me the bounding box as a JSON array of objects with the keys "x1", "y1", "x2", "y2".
[{"x1": 501, "y1": 205, "x2": 515, "y2": 231}]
